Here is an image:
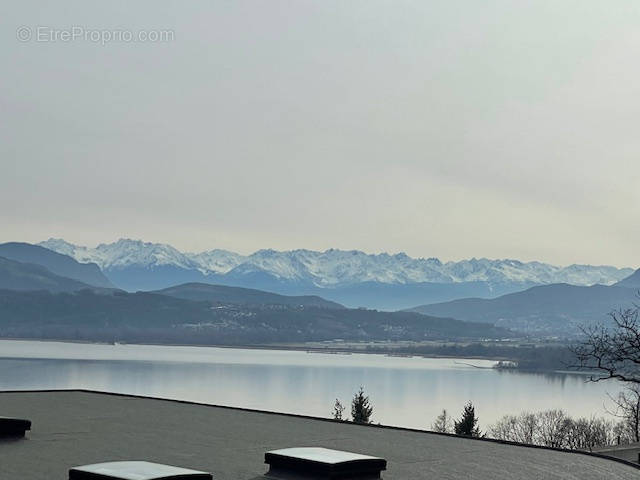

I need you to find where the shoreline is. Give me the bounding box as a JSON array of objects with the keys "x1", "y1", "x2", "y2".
[
  {"x1": 0, "y1": 336, "x2": 587, "y2": 375},
  {"x1": 0, "y1": 336, "x2": 504, "y2": 360}
]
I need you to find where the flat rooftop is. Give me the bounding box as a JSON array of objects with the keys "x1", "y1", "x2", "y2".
[
  {"x1": 593, "y1": 442, "x2": 640, "y2": 464},
  {"x1": 0, "y1": 390, "x2": 638, "y2": 480}
]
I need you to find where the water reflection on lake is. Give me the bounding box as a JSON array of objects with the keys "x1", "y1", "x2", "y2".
[{"x1": 0, "y1": 340, "x2": 622, "y2": 430}]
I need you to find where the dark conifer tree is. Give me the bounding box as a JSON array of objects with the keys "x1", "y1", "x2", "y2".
[
  {"x1": 351, "y1": 387, "x2": 373, "y2": 424},
  {"x1": 454, "y1": 401, "x2": 481, "y2": 437}
]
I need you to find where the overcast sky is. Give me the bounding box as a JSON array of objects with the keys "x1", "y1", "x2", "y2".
[{"x1": 2, "y1": 1, "x2": 639, "y2": 267}]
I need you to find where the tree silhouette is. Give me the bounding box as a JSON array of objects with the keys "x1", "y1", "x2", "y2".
[
  {"x1": 572, "y1": 306, "x2": 640, "y2": 384},
  {"x1": 454, "y1": 401, "x2": 481, "y2": 437},
  {"x1": 351, "y1": 387, "x2": 373, "y2": 424}
]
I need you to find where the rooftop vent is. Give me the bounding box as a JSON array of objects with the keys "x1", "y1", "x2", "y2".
[
  {"x1": 0, "y1": 416, "x2": 31, "y2": 438},
  {"x1": 68, "y1": 461, "x2": 212, "y2": 480},
  {"x1": 265, "y1": 447, "x2": 386, "y2": 480}
]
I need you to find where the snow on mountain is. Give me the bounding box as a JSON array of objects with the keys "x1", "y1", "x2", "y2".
[
  {"x1": 38, "y1": 238, "x2": 634, "y2": 287},
  {"x1": 40, "y1": 238, "x2": 198, "y2": 270},
  {"x1": 239, "y1": 249, "x2": 317, "y2": 282},
  {"x1": 190, "y1": 249, "x2": 246, "y2": 274},
  {"x1": 39, "y1": 238, "x2": 98, "y2": 265},
  {"x1": 38, "y1": 238, "x2": 80, "y2": 258},
  {"x1": 241, "y1": 249, "x2": 450, "y2": 285}
]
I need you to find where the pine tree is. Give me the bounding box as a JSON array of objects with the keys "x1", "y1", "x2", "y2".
[
  {"x1": 351, "y1": 387, "x2": 373, "y2": 424},
  {"x1": 332, "y1": 399, "x2": 345, "y2": 421},
  {"x1": 454, "y1": 401, "x2": 481, "y2": 437}
]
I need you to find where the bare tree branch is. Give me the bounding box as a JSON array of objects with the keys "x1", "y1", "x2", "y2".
[{"x1": 570, "y1": 302, "x2": 640, "y2": 383}]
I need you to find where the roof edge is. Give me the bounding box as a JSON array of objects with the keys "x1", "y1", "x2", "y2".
[{"x1": 1, "y1": 388, "x2": 638, "y2": 472}]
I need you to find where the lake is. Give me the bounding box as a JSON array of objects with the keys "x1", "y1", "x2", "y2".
[{"x1": 0, "y1": 339, "x2": 623, "y2": 430}]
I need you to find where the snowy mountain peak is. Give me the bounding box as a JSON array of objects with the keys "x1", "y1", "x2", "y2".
[
  {"x1": 37, "y1": 239, "x2": 635, "y2": 288},
  {"x1": 39, "y1": 238, "x2": 79, "y2": 257},
  {"x1": 190, "y1": 249, "x2": 246, "y2": 274},
  {"x1": 93, "y1": 238, "x2": 196, "y2": 270},
  {"x1": 39, "y1": 238, "x2": 197, "y2": 270}
]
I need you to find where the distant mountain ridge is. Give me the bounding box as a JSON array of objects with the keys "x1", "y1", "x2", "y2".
[
  {"x1": 0, "y1": 242, "x2": 114, "y2": 288},
  {"x1": 0, "y1": 289, "x2": 512, "y2": 345},
  {"x1": 616, "y1": 268, "x2": 640, "y2": 289},
  {"x1": 39, "y1": 238, "x2": 632, "y2": 288},
  {"x1": 0, "y1": 256, "x2": 98, "y2": 293},
  {"x1": 154, "y1": 282, "x2": 344, "y2": 309},
  {"x1": 407, "y1": 283, "x2": 639, "y2": 337}
]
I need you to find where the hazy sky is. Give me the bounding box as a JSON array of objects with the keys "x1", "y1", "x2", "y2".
[{"x1": 2, "y1": 1, "x2": 639, "y2": 267}]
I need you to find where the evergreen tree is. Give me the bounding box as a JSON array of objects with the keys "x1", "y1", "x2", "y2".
[
  {"x1": 351, "y1": 387, "x2": 373, "y2": 424},
  {"x1": 454, "y1": 401, "x2": 481, "y2": 437},
  {"x1": 333, "y1": 399, "x2": 345, "y2": 421}
]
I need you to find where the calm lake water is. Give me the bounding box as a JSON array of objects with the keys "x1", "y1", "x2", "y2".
[{"x1": 0, "y1": 340, "x2": 623, "y2": 430}]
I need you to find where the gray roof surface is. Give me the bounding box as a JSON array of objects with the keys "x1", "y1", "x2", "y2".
[
  {"x1": 0, "y1": 390, "x2": 638, "y2": 480},
  {"x1": 593, "y1": 442, "x2": 640, "y2": 464}
]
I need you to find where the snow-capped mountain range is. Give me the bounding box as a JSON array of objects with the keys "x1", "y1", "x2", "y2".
[{"x1": 39, "y1": 238, "x2": 633, "y2": 288}]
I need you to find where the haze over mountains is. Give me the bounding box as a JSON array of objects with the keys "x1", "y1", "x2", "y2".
[
  {"x1": 0, "y1": 239, "x2": 637, "y2": 341},
  {"x1": 0, "y1": 242, "x2": 509, "y2": 344},
  {"x1": 39, "y1": 238, "x2": 634, "y2": 310}
]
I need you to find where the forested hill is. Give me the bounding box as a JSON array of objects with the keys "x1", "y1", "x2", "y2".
[
  {"x1": 0, "y1": 289, "x2": 512, "y2": 345},
  {"x1": 407, "y1": 283, "x2": 638, "y2": 336},
  {"x1": 154, "y1": 282, "x2": 344, "y2": 309},
  {"x1": 0, "y1": 256, "x2": 97, "y2": 293},
  {"x1": 0, "y1": 242, "x2": 113, "y2": 288}
]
